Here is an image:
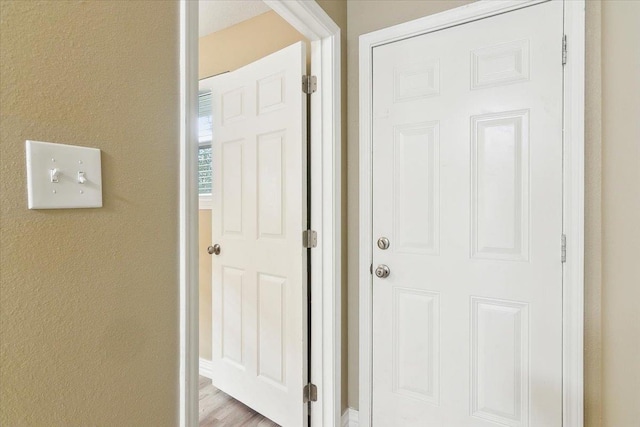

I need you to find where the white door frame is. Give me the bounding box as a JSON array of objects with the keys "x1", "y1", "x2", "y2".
[
  {"x1": 358, "y1": 1, "x2": 585, "y2": 426},
  {"x1": 179, "y1": 1, "x2": 342, "y2": 426}
]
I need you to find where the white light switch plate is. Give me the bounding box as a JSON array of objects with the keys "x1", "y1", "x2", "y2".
[{"x1": 26, "y1": 140, "x2": 103, "y2": 209}]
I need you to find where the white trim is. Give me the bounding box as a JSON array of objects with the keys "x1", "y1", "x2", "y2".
[
  {"x1": 358, "y1": 1, "x2": 585, "y2": 426},
  {"x1": 562, "y1": 1, "x2": 586, "y2": 425},
  {"x1": 180, "y1": 1, "x2": 342, "y2": 427},
  {"x1": 179, "y1": 1, "x2": 199, "y2": 427},
  {"x1": 264, "y1": 3, "x2": 343, "y2": 426},
  {"x1": 198, "y1": 194, "x2": 212, "y2": 210},
  {"x1": 341, "y1": 408, "x2": 360, "y2": 427},
  {"x1": 199, "y1": 357, "x2": 215, "y2": 379}
]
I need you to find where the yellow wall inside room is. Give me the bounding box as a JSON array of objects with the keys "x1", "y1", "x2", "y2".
[
  {"x1": 199, "y1": 10, "x2": 308, "y2": 79},
  {"x1": 0, "y1": 1, "x2": 179, "y2": 425}
]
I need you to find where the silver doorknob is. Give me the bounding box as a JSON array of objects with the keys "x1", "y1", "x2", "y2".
[
  {"x1": 377, "y1": 237, "x2": 390, "y2": 250},
  {"x1": 375, "y1": 264, "x2": 390, "y2": 278},
  {"x1": 207, "y1": 244, "x2": 221, "y2": 255}
]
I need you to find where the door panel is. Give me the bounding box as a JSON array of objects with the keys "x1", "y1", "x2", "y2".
[
  {"x1": 372, "y1": 2, "x2": 563, "y2": 426},
  {"x1": 204, "y1": 42, "x2": 307, "y2": 427}
]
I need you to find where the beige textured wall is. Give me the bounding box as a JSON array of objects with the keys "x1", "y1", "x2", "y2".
[
  {"x1": 600, "y1": 1, "x2": 640, "y2": 426},
  {"x1": 0, "y1": 1, "x2": 179, "y2": 426},
  {"x1": 345, "y1": 1, "x2": 640, "y2": 424},
  {"x1": 584, "y1": 2, "x2": 603, "y2": 424}
]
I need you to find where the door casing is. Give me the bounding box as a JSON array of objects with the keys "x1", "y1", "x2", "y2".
[
  {"x1": 358, "y1": 0, "x2": 585, "y2": 426},
  {"x1": 179, "y1": 1, "x2": 343, "y2": 426}
]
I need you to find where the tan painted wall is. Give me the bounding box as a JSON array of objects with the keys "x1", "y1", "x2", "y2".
[
  {"x1": 584, "y1": 2, "x2": 603, "y2": 423},
  {"x1": 9, "y1": 1, "x2": 634, "y2": 424},
  {"x1": 0, "y1": 1, "x2": 179, "y2": 426},
  {"x1": 600, "y1": 1, "x2": 640, "y2": 426},
  {"x1": 345, "y1": 1, "x2": 640, "y2": 425}
]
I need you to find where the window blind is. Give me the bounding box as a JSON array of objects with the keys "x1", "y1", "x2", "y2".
[
  {"x1": 198, "y1": 91, "x2": 213, "y2": 144},
  {"x1": 198, "y1": 91, "x2": 213, "y2": 195}
]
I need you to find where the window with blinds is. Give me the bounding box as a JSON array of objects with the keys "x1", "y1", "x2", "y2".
[{"x1": 198, "y1": 91, "x2": 213, "y2": 195}]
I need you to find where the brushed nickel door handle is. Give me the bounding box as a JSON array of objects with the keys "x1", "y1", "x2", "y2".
[{"x1": 375, "y1": 264, "x2": 390, "y2": 278}]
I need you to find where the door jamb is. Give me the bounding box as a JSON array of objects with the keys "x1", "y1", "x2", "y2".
[
  {"x1": 358, "y1": 1, "x2": 585, "y2": 425},
  {"x1": 179, "y1": 1, "x2": 342, "y2": 426}
]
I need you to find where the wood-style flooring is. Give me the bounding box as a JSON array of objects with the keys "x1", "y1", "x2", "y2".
[{"x1": 199, "y1": 376, "x2": 280, "y2": 427}]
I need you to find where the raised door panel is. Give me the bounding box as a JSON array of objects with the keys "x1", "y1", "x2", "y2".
[
  {"x1": 257, "y1": 131, "x2": 285, "y2": 239},
  {"x1": 257, "y1": 72, "x2": 286, "y2": 115},
  {"x1": 393, "y1": 288, "x2": 440, "y2": 405},
  {"x1": 394, "y1": 60, "x2": 441, "y2": 102},
  {"x1": 471, "y1": 297, "x2": 529, "y2": 427},
  {"x1": 258, "y1": 273, "x2": 287, "y2": 388},
  {"x1": 471, "y1": 110, "x2": 529, "y2": 261},
  {"x1": 471, "y1": 39, "x2": 530, "y2": 90},
  {"x1": 221, "y1": 267, "x2": 245, "y2": 368},
  {"x1": 393, "y1": 122, "x2": 440, "y2": 255},
  {"x1": 222, "y1": 87, "x2": 246, "y2": 124},
  {"x1": 221, "y1": 140, "x2": 244, "y2": 236}
]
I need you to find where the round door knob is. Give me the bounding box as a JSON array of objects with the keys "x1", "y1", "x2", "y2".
[
  {"x1": 377, "y1": 237, "x2": 390, "y2": 250},
  {"x1": 375, "y1": 264, "x2": 390, "y2": 278},
  {"x1": 207, "y1": 244, "x2": 221, "y2": 255}
]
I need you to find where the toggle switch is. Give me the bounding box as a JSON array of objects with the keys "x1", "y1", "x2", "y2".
[
  {"x1": 77, "y1": 171, "x2": 87, "y2": 184},
  {"x1": 50, "y1": 168, "x2": 60, "y2": 183}
]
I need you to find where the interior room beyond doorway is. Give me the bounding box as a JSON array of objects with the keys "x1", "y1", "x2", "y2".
[{"x1": 197, "y1": 1, "x2": 311, "y2": 426}]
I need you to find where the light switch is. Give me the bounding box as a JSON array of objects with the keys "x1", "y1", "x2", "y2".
[{"x1": 26, "y1": 140, "x2": 102, "y2": 209}]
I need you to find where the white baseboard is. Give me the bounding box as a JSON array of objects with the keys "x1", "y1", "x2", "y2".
[
  {"x1": 341, "y1": 408, "x2": 359, "y2": 427},
  {"x1": 199, "y1": 357, "x2": 214, "y2": 379}
]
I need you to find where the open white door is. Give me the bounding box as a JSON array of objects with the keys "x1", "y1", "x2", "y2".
[
  {"x1": 203, "y1": 42, "x2": 307, "y2": 427},
  {"x1": 371, "y1": 2, "x2": 564, "y2": 426}
]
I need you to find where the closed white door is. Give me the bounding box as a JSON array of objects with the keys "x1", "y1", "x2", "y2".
[
  {"x1": 372, "y1": 2, "x2": 564, "y2": 426},
  {"x1": 204, "y1": 42, "x2": 307, "y2": 427}
]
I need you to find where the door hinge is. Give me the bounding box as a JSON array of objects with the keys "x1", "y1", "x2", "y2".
[
  {"x1": 303, "y1": 382, "x2": 318, "y2": 403},
  {"x1": 302, "y1": 75, "x2": 317, "y2": 94},
  {"x1": 302, "y1": 230, "x2": 317, "y2": 248},
  {"x1": 561, "y1": 234, "x2": 567, "y2": 263},
  {"x1": 562, "y1": 35, "x2": 567, "y2": 65}
]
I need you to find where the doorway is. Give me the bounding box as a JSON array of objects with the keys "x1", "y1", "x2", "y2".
[
  {"x1": 179, "y1": 1, "x2": 342, "y2": 427},
  {"x1": 359, "y1": 0, "x2": 585, "y2": 426},
  {"x1": 199, "y1": 30, "x2": 309, "y2": 425}
]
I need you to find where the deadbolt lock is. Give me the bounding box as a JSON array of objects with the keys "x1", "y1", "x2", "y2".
[{"x1": 377, "y1": 237, "x2": 390, "y2": 250}]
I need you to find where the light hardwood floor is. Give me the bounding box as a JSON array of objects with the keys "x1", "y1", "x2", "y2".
[{"x1": 199, "y1": 376, "x2": 280, "y2": 427}]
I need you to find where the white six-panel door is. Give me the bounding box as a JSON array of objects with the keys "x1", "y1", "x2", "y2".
[
  {"x1": 205, "y1": 42, "x2": 307, "y2": 427},
  {"x1": 372, "y1": 2, "x2": 564, "y2": 426}
]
